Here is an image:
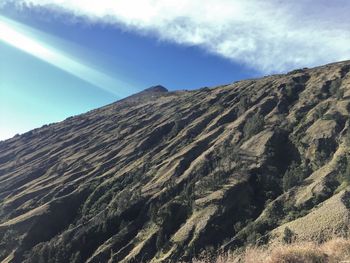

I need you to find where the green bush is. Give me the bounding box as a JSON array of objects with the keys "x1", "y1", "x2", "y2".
[
  {"x1": 345, "y1": 129, "x2": 350, "y2": 145},
  {"x1": 283, "y1": 162, "x2": 309, "y2": 191},
  {"x1": 329, "y1": 78, "x2": 343, "y2": 99},
  {"x1": 314, "y1": 149, "x2": 330, "y2": 169},
  {"x1": 338, "y1": 154, "x2": 350, "y2": 184},
  {"x1": 243, "y1": 113, "x2": 265, "y2": 139},
  {"x1": 237, "y1": 96, "x2": 250, "y2": 115},
  {"x1": 282, "y1": 227, "x2": 294, "y2": 244}
]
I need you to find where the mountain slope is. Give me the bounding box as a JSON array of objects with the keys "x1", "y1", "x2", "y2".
[{"x1": 1, "y1": 61, "x2": 350, "y2": 262}]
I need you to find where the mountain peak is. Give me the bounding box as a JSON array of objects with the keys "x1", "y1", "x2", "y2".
[{"x1": 143, "y1": 85, "x2": 168, "y2": 93}]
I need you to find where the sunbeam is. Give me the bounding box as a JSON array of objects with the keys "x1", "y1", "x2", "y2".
[{"x1": 0, "y1": 16, "x2": 135, "y2": 97}]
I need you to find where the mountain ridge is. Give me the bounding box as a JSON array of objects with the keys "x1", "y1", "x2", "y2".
[{"x1": 1, "y1": 60, "x2": 350, "y2": 262}]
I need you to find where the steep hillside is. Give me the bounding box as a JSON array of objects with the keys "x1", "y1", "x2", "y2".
[{"x1": 1, "y1": 61, "x2": 350, "y2": 262}]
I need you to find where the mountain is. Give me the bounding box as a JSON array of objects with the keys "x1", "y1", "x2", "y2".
[{"x1": 1, "y1": 60, "x2": 350, "y2": 263}]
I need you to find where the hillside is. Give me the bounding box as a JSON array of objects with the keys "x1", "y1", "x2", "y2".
[{"x1": 1, "y1": 61, "x2": 350, "y2": 262}]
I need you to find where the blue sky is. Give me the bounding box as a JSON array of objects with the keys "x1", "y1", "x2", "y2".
[{"x1": 1, "y1": 0, "x2": 350, "y2": 140}]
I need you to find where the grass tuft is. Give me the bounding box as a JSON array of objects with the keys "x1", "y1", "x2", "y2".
[{"x1": 191, "y1": 237, "x2": 350, "y2": 263}]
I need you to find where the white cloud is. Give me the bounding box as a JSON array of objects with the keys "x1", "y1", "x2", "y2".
[{"x1": 3, "y1": 0, "x2": 350, "y2": 73}]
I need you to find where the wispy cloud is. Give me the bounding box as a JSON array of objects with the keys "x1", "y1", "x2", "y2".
[
  {"x1": 2, "y1": 0, "x2": 350, "y2": 73},
  {"x1": 0, "y1": 15, "x2": 137, "y2": 97}
]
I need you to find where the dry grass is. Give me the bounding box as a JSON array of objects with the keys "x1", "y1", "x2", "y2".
[{"x1": 192, "y1": 238, "x2": 350, "y2": 263}]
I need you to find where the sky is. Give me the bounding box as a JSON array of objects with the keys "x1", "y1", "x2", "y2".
[{"x1": 1, "y1": 1, "x2": 350, "y2": 140}]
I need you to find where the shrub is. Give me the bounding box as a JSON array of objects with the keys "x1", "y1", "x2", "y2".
[
  {"x1": 314, "y1": 104, "x2": 328, "y2": 119},
  {"x1": 234, "y1": 221, "x2": 243, "y2": 233},
  {"x1": 345, "y1": 129, "x2": 350, "y2": 145},
  {"x1": 282, "y1": 162, "x2": 309, "y2": 191},
  {"x1": 314, "y1": 149, "x2": 331, "y2": 169},
  {"x1": 285, "y1": 83, "x2": 298, "y2": 102},
  {"x1": 243, "y1": 113, "x2": 265, "y2": 139},
  {"x1": 329, "y1": 78, "x2": 343, "y2": 99},
  {"x1": 338, "y1": 154, "x2": 350, "y2": 184},
  {"x1": 237, "y1": 96, "x2": 250, "y2": 115},
  {"x1": 282, "y1": 227, "x2": 294, "y2": 244}
]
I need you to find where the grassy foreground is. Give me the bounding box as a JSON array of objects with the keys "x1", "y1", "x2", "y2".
[{"x1": 192, "y1": 238, "x2": 350, "y2": 263}]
